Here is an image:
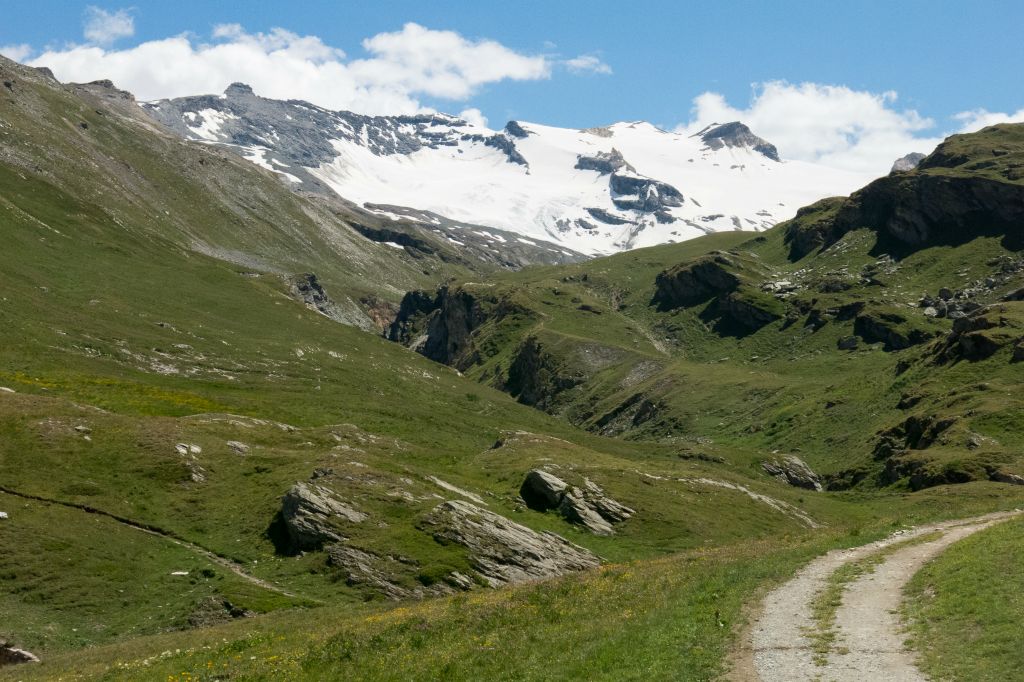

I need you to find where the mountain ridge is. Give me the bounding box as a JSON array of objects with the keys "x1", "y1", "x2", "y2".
[{"x1": 142, "y1": 83, "x2": 874, "y2": 255}]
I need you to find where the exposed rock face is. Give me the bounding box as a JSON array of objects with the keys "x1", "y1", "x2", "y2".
[
  {"x1": 575, "y1": 148, "x2": 635, "y2": 175},
  {"x1": 0, "y1": 643, "x2": 39, "y2": 665},
  {"x1": 286, "y1": 273, "x2": 351, "y2": 324},
  {"x1": 504, "y1": 120, "x2": 532, "y2": 139},
  {"x1": 422, "y1": 500, "x2": 599, "y2": 586},
  {"x1": 325, "y1": 544, "x2": 412, "y2": 600},
  {"x1": 782, "y1": 197, "x2": 848, "y2": 260},
  {"x1": 388, "y1": 285, "x2": 531, "y2": 370},
  {"x1": 784, "y1": 126, "x2": 1024, "y2": 259},
  {"x1": 696, "y1": 122, "x2": 780, "y2": 161},
  {"x1": 280, "y1": 482, "x2": 367, "y2": 550},
  {"x1": 761, "y1": 455, "x2": 823, "y2": 491},
  {"x1": 505, "y1": 337, "x2": 581, "y2": 410},
  {"x1": 653, "y1": 253, "x2": 740, "y2": 308},
  {"x1": 890, "y1": 152, "x2": 926, "y2": 173},
  {"x1": 609, "y1": 172, "x2": 684, "y2": 212},
  {"x1": 519, "y1": 469, "x2": 634, "y2": 535}
]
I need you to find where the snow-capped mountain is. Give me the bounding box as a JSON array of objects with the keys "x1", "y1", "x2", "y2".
[{"x1": 143, "y1": 84, "x2": 874, "y2": 256}]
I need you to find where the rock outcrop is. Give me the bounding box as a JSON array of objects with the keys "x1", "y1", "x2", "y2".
[
  {"x1": 932, "y1": 302, "x2": 1024, "y2": 362},
  {"x1": 575, "y1": 148, "x2": 635, "y2": 175},
  {"x1": 388, "y1": 285, "x2": 532, "y2": 370},
  {"x1": 890, "y1": 152, "x2": 926, "y2": 173},
  {"x1": 422, "y1": 500, "x2": 599, "y2": 586},
  {"x1": 653, "y1": 252, "x2": 740, "y2": 308},
  {"x1": 761, "y1": 455, "x2": 823, "y2": 491},
  {"x1": 609, "y1": 172, "x2": 684, "y2": 212},
  {"x1": 280, "y1": 482, "x2": 367, "y2": 550},
  {"x1": 696, "y1": 122, "x2": 780, "y2": 161},
  {"x1": 0, "y1": 642, "x2": 39, "y2": 666},
  {"x1": 519, "y1": 469, "x2": 634, "y2": 535},
  {"x1": 853, "y1": 308, "x2": 937, "y2": 351}
]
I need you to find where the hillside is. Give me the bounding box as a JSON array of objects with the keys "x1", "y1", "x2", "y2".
[
  {"x1": 2, "y1": 53, "x2": 1024, "y2": 681},
  {"x1": 390, "y1": 122, "x2": 1024, "y2": 492}
]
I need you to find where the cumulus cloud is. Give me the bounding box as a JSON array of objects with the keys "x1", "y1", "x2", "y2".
[
  {"x1": 953, "y1": 107, "x2": 1024, "y2": 133},
  {"x1": 83, "y1": 6, "x2": 135, "y2": 46},
  {"x1": 564, "y1": 54, "x2": 612, "y2": 75},
  {"x1": 0, "y1": 44, "x2": 32, "y2": 62},
  {"x1": 677, "y1": 81, "x2": 945, "y2": 174},
  {"x1": 27, "y1": 22, "x2": 553, "y2": 115},
  {"x1": 458, "y1": 107, "x2": 489, "y2": 128},
  {"x1": 677, "y1": 81, "x2": 1024, "y2": 175}
]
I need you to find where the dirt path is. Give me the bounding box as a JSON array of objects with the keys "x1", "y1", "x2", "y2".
[
  {"x1": 0, "y1": 485, "x2": 310, "y2": 602},
  {"x1": 734, "y1": 510, "x2": 1022, "y2": 682}
]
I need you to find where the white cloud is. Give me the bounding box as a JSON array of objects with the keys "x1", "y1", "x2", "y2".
[
  {"x1": 564, "y1": 54, "x2": 612, "y2": 75},
  {"x1": 27, "y1": 22, "x2": 553, "y2": 116},
  {"x1": 677, "y1": 81, "x2": 944, "y2": 174},
  {"x1": 458, "y1": 107, "x2": 489, "y2": 128},
  {"x1": 0, "y1": 44, "x2": 32, "y2": 62},
  {"x1": 953, "y1": 107, "x2": 1024, "y2": 133},
  {"x1": 83, "y1": 6, "x2": 135, "y2": 46}
]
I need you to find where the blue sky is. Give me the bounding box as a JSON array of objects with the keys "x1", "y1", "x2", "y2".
[{"x1": 3, "y1": 0, "x2": 1023, "y2": 172}]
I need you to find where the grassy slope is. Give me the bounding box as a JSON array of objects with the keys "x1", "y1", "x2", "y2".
[
  {"x1": 903, "y1": 516, "x2": 1024, "y2": 682},
  {"x1": 2, "y1": 57, "x2": 1024, "y2": 679},
  {"x1": 423, "y1": 131, "x2": 1024, "y2": 489},
  {"x1": 8, "y1": 483, "x2": 1022, "y2": 681}
]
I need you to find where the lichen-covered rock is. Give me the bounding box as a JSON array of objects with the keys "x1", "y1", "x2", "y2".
[
  {"x1": 422, "y1": 500, "x2": 599, "y2": 586},
  {"x1": 280, "y1": 482, "x2": 367, "y2": 550},
  {"x1": 761, "y1": 455, "x2": 823, "y2": 492}
]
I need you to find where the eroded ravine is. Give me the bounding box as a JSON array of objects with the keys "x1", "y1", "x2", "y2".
[{"x1": 735, "y1": 510, "x2": 1022, "y2": 682}]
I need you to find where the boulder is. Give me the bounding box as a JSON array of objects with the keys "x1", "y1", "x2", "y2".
[
  {"x1": 520, "y1": 469, "x2": 568, "y2": 508},
  {"x1": 422, "y1": 500, "x2": 599, "y2": 586},
  {"x1": 761, "y1": 455, "x2": 823, "y2": 492},
  {"x1": 519, "y1": 469, "x2": 634, "y2": 535},
  {"x1": 280, "y1": 482, "x2": 367, "y2": 550},
  {"x1": 990, "y1": 471, "x2": 1024, "y2": 486},
  {"x1": 0, "y1": 642, "x2": 39, "y2": 665},
  {"x1": 226, "y1": 440, "x2": 249, "y2": 455}
]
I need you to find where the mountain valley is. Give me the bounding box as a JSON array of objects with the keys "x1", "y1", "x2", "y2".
[{"x1": 1, "y1": 51, "x2": 1023, "y2": 681}]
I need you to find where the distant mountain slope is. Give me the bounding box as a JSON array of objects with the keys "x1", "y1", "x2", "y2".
[
  {"x1": 144, "y1": 85, "x2": 874, "y2": 255},
  {"x1": 388, "y1": 122, "x2": 1024, "y2": 493}
]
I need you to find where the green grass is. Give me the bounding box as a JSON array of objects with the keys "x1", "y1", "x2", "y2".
[
  {"x1": 3, "y1": 56, "x2": 1024, "y2": 680},
  {"x1": 903, "y1": 516, "x2": 1024, "y2": 681}
]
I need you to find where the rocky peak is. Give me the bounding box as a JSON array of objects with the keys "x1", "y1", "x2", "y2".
[
  {"x1": 504, "y1": 120, "x2": 532, "y2": 138},
  {"x1": 224, "y1": 82, "x2": 255, "y2": 98},
  {"x1": 696, "y1": 121, "x2": 780, "y2": 162},
  {"x1": 890, "y1": 152, "x2": 926, "y2": 173}
]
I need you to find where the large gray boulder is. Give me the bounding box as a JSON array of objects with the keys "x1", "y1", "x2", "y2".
[
  {"x1": 520, "y1": 469, "x2": 634, "y2": 535},
  {"x1": 761, "y1": 455, "x2": 823, "y2": 492},
  {"x1": 280, "y1": 482, "x2": 368, "y2": 550},
  {"x1": 423, "y1": 500, "x2": 599, "y2": 586}
]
